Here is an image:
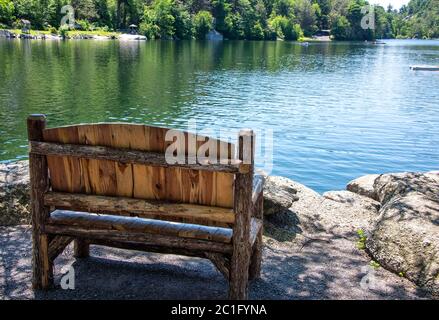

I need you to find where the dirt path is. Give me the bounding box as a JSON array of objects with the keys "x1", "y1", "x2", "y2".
[{"x1": 0, "y1": 225, "x2": 429, "y2": 300}]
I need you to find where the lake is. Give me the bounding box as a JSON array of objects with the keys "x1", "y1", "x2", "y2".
[{"x1": 0, "y1": 38, "x2": 438, "y2": 193}]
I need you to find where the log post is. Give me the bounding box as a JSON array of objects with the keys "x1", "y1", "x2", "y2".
[
  {"x1": 229, "y1": 129, "x2": 254, "y2": 300},
  {"x1": 249, "y1": 192, "x2": 263, "y2": 280},
  {"x1": 27, "y1": 114, "x2": 53, "y2": 289},
  {"x1": 74, "y1": 239, "x2": 90, "y2": 258}
]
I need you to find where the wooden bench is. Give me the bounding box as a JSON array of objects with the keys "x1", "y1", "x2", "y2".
[{"x1": 27, "y1": 114, "x2": 264, "y2": 299}]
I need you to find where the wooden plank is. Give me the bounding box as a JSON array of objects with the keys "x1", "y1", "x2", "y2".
[
  {"x1": 205, "y1": 252, "x2": 230, "y2": 280},
  {"x1": 216, "y1": 172, "x2": 234, "y2": 208},
  {"x1": 74, "y1": 239, "x2": 90, "y2": 258},
  {"x1": 43, "y1": 123, "x2": 235, "y2": 156},
  {"x1": 30, "y1": 142, "x2": 243, "y2": 173},
  {"x1": 40, "y1": 234, "x2": 53, "y2": 289},
  {"x1": 115, "y1": 162, "x2": 133, "y2": 197},
  {"x1": 43, "y1": 126, "x2": 82, "y2": 193},
  {"x1": 179, "y1": 168, "x2": 200, "y2": 204},
  {"x1": 40, "y1": 123, "x2": 237, "y2": 207},
  {"x1": 48, "y1": 236, "x2": 73, "y2": 261},
  {"x1": 199, "y1": 170, "x2": 216, "y2": 206},
  {"x1": 90, "y1": 239, "x2": 209, "y2": 258},
  {"x1": 43, "y1": 224, "x2": 233, "y2": 254},
  {"x1": 48, "y1": 210, "x2": 233, "y2": 243},
  {"x1": 44, "y1": 192, "x2": 235, "y2": 227}
]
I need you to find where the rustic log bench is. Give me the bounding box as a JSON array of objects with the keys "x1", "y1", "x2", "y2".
[{"x1": 27, "y1": 114, "x2": 264, "y2": 299}]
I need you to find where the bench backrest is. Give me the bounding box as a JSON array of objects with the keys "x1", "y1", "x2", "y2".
[
  {"x1": 42, "y1": 123, "x2": 237, "y2": 207},
  {"x1": 28, "y1": 117, "x2": 254, "y2": 215}
]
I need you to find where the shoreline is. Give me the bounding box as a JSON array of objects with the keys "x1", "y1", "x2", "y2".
[
  {"x1": 3, "y1": 29, "x2": 436, "y2": 42},
  {"x1": 0, "y1": 29, "x2": 146, "y2": 41}
]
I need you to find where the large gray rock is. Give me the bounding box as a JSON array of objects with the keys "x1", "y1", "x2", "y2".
[
  {"x1": 373, "y1": 172, "x2": 439, "y2": 204},
  {"x1": 366, "y1": 191, "x2": 439, "y2": 295},
  {"x1": 346, "y1": 174, "x2": 379, "y2": 200},
  {"x1": 0, "y1": 161, "x2": 30, "y2": 225},
  {"x1": 265, "y1": 178, "x2": 380, "y2": 239},
  {"x1": 317, "y1": 190, "x2": 380, "y2": 236},
  {"x1": 263, "y1": 176, "x2": 299, "y2": 216}
]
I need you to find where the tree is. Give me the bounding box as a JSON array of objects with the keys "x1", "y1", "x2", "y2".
[
  {"x1": 294, "y1": 0, "x2": 319, "y2": 36},
  {"x1": 174, "y1": 4, "x2": 193, "y2": 39},
  {"x1": 211, "y1": 0, "x2": 231, "y2": 34},
  {"x1": 193, "y1": 9, "x2": 212, "y2": 38},
  {"x1": 269, "y1": 14, "x2": 302, "y2": 40},
  {"x1": 272, "y1": 0, "x2": 295, "y2": 17},
  {"x1": 331, "y1": 14, "x2": 350, "y2": 40},
  {"x1": 0, "y1": 0, "x2": 14, "y2": 26}
]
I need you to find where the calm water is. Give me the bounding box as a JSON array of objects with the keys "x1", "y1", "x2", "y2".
[{"x1": 0, "y1": 39, "x2": 438, "y2": 192}]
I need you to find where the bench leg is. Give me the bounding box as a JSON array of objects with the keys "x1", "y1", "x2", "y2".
[
  {"x1": 33, "y1": 233, "x2": 53, "y2": 289},
  {"x1": 228, "y1": 247, "x2": 250, "y2": 299},
  {"x1": 249, "y1": 229, "x2": 263, "y2": 280},
  {"x1": 249, "y1": 192, "x2": 263, "y2": 280},
  {"x1": 74, "y1": 239, "x2": 90, "y2": 258}
]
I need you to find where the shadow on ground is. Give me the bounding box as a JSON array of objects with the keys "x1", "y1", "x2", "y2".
[{"x1": 0, "y1": 225, "x2": 431, "y2": 300}]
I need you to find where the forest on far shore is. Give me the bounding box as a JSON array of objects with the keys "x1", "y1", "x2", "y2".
[{"x1": 0, "y1": 0, "x2": 438, "y2": 41}]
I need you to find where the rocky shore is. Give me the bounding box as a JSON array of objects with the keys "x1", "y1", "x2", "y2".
[
  {"x1": 0, "y1": 30, "x2": 146, "y2": 40},
  {"x1": 1, "y1": 160, "x2": 438, "y2": 298}
]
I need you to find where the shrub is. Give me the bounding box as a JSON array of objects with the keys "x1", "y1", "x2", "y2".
[
  {"x1": 0, "y1": 0, "x2": 14, "y2": 26},
  {"x1": 174, "y1": 7, "x2": 193, "y2": 39},
  {"x1": 269, "y1": 15, "x2": 302, "y2": 40},
  {"x1": 331, "y1": 15, "x2": 351, "y2": 40},
  {"x1": 357, "y1": 229, "x2": 367, "y2": 250},
  {"x1": 193, "y1": 10, "x2": 213, "y2": 40},
  {"x1": 58, "y1": 25, "x2": 69, "y2": 38},
  {"x1": 48, "y1": 26, "x2": 57, "y2": 34},
  {"x1": 249, "y1": 21, "x2": 265, "y2": 40},
  {"x1": 75, "y1": 19, "x2": 91, "y2": 31}
]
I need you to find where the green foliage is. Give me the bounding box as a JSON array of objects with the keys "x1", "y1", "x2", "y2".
[
  {"x1": 48, "y1": 25, "x2": 57, "y2": 34},
  {"x1": 0, "y1": 0, "x2": 14, "y2": 26},
  {"x1": 193, "y1": 10, "x2": 212, "y2": 39},
  {"x1": 0, "y1": 0, "x2": 437, "y2": 40},
  {"x1": 150, "y1": 0, "x2": 176, "y2": 39},
  {"x1": 174, "y1": 5, "x2": 193, "y2": 39},
  {"x1": 331, "y1": 15, "x2": 350, "y2": 40},
  {"x1": 294, "y1": 0, "x2": 318, "y2": 37},
  {"x1": 58, "y1": 24, "x2": 69, "y2": 37},
  {"x1": 370, "y1": 260, "x2": 380, "y2": 269},
  {"x1": 356, "y1": 229, "x2": 367, "y2": 250}
]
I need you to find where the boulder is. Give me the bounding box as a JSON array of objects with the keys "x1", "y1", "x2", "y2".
[
  {"x1": 346, "y1": 174, "x2": 379, "y2": 200},
  {"x1": 263, "y1": 176, "x2": 299, "y2": 216},
  {"x1": 318, "y1": 190, "x2": 380, "y2": 236},
  {"x1": 366, "y1": 191, "x2": 439, "y2": 295},
  {"x1": 0, "y1": 161, "x2": 30, "y2": 225},
  {"x1": 264, "y1": 180, "x2": 380, "y2": 240},
  {"x1": 373, "y1": 171, "x2": 439, "y2": 204}
]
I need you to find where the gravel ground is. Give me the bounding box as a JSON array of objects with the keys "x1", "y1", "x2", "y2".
[{"x1": 0, "y1": 225, "x2": 431, "y2": 300}]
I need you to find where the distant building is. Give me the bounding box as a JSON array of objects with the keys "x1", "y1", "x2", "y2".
[
  {"x1": 314, "y1": 30, "x2": 330, "y2": 37},
  {"x1": 20, "y1": 19, "x2": 31, "y2": 34},
  {"x1": 129, "y1": 24, "x2": 138, "y2": 34}
]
